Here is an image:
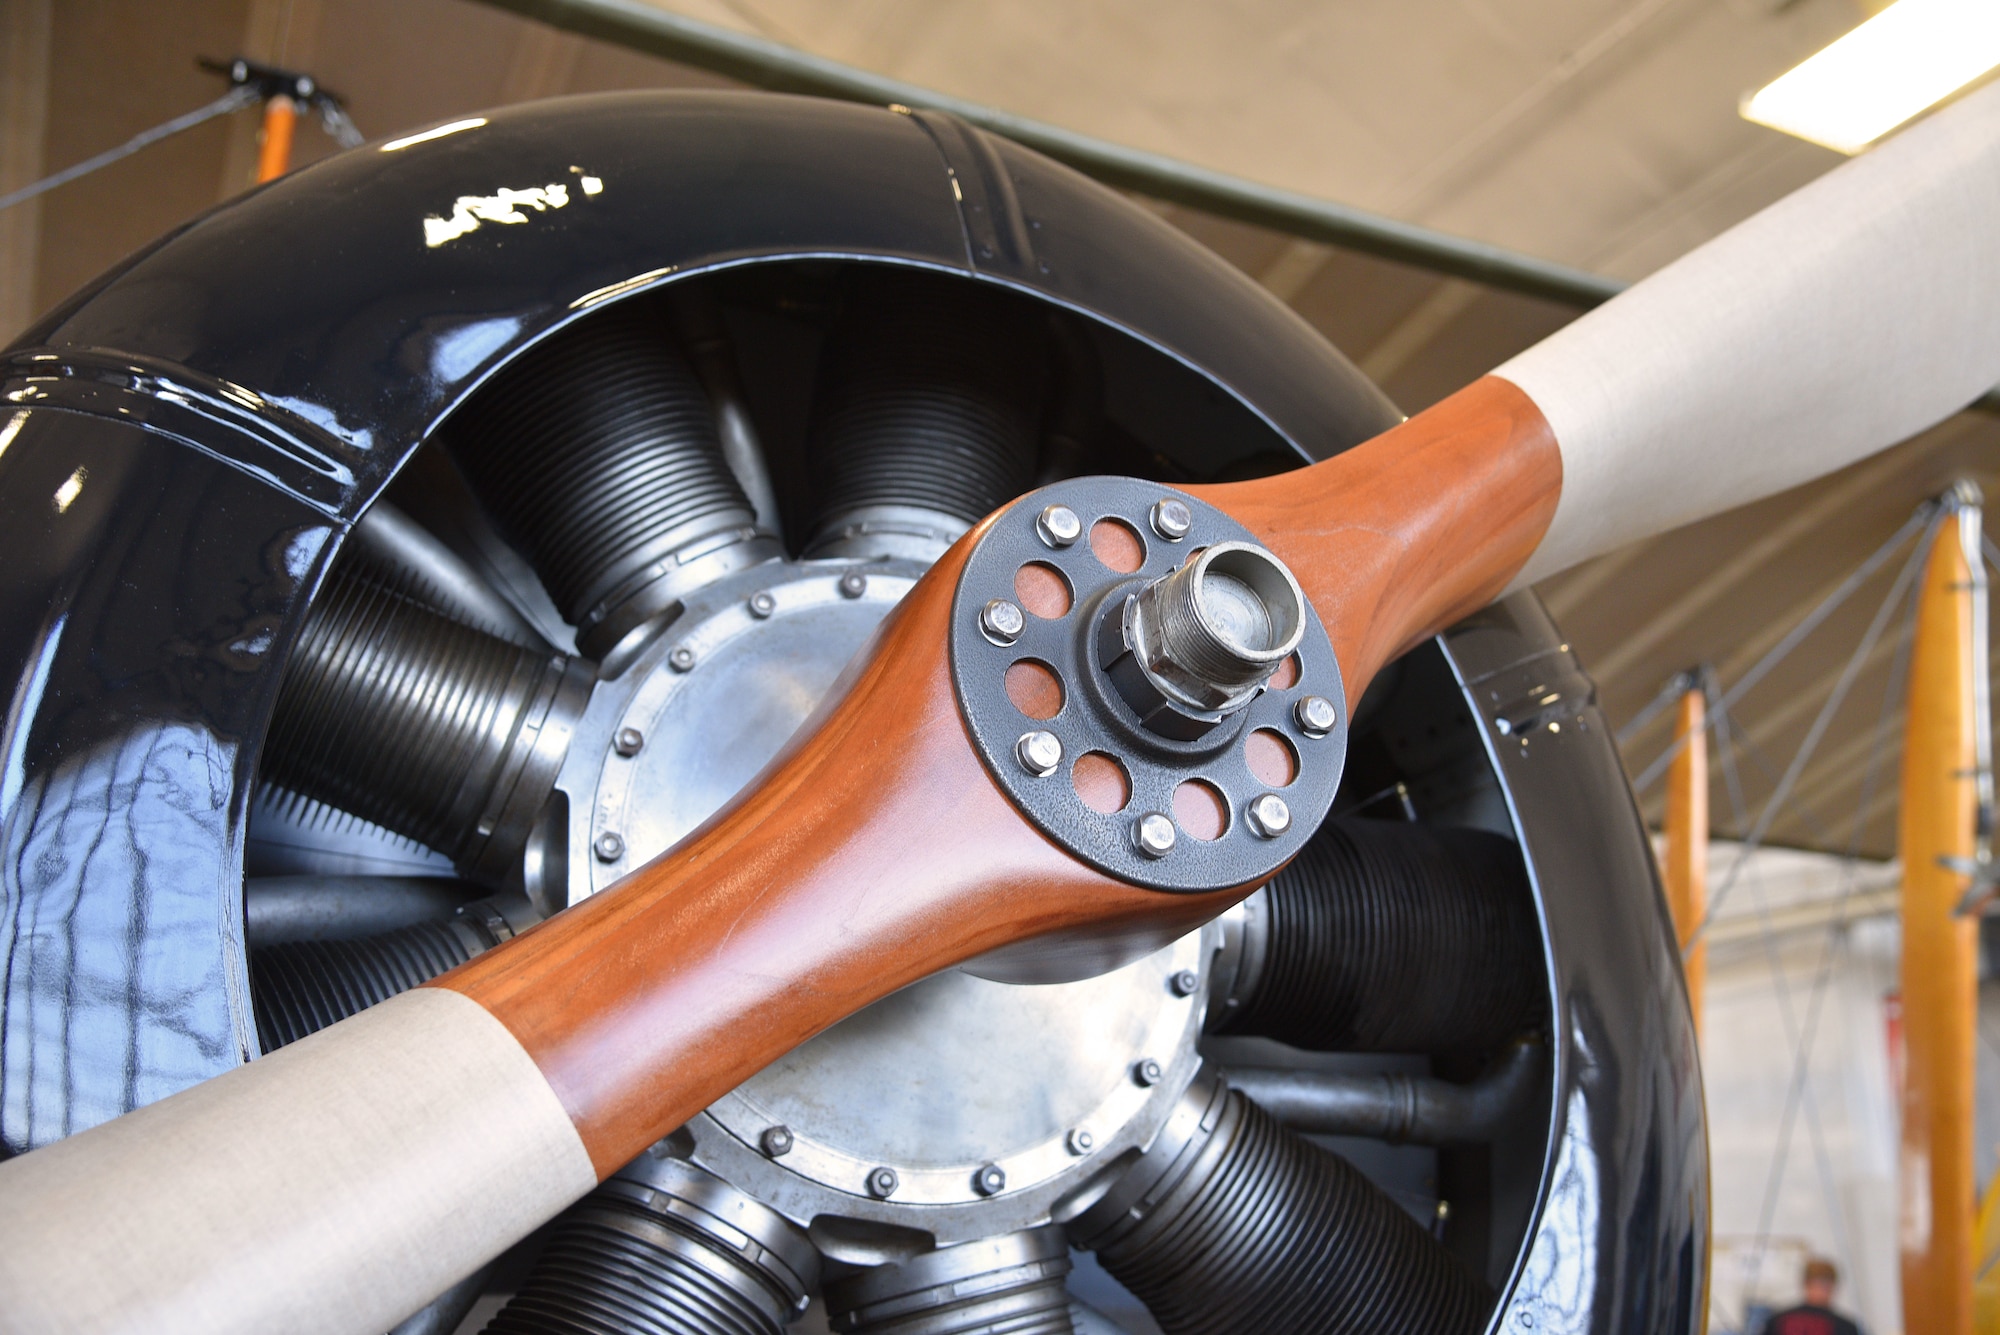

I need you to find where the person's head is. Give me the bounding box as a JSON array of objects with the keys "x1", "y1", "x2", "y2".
[{"x1": 1803, "y1": 1256, "x2": 1839, "y2": 1307}]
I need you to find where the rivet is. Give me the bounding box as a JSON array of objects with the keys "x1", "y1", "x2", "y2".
[
  {"x1": 1150, "y1": 497, "x2": 1193, "y2": 541},
  {"x1": 613, "y1": 726, "x2": 644, "y2": 757},
  {"x1": 1015, "y1": 730, "x2": 1063, "y2": 777},
  {"x1": 839, "y1": 571, "x2": 868, "y2": 599},
  {"x1": 748, "y1": 591, "x2": 777, "y2": 619},
  {"x1": 866, "y1": 1166, "x2": 899, "y2": 1199},
  {"x1": 1133, "y1": 811, "x2": 1176, "y2": 859},
  {"x1": 980, "y1": 598, "x2": 1026, "y2": 645},
  {"x1": 1169, "y1": 969, "x2": 1200, "y2": 997},
  {"x1": 1036, "y1": 503, "x2": 1082, "y2": 548},
  {"x1": 1065, "y1": 1128, "x2": 1095, "y2": 1155},
  {"x1": 1295, "y1": 695, "x2": 1338, "y2": 737},
  {"x1": 1133, "y1": 1058, "x2": 1164, "y2": 1087},
  {"x1": 669, "y1": 646, "x2": 696, "y2": 672},
  {"x1": 761, "y1": 1125, "x2": 794, "y2": 1158},
  {"x1": 973, "y1": 1163, "x2": 1007, "y2": 1196},
  {"x1": 1246, "y1": 793, "x2": 1292, "y2": 838},
  {"x1": 593, "y1": 831, "x2": 625, "y2": 863}
]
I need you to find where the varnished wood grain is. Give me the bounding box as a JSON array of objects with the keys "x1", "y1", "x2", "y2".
[
  {"x1": 432, "y1": 533, "x2": 1243, "y2": 1178},
  {"x1": 1192, "y1": 375, "x2": 1562, "y2": 701}
]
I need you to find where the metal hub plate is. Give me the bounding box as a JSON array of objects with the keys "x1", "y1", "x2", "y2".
[{"x1": 949, "y1": 478, "x2": 1346, "y2": 892}]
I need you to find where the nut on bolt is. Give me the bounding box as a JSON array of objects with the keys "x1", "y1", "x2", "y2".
[
  {"x1": 1015, "y1": 730, "x2": 1063, "y2": 777},
  {"x1": 866, "y1": 1166, "x2": 900, "y2": 1199},
  {"x1": 1150, "y1": 497, "x2": 1193, "y2": 541},
  {"x1": 973, "y1": 1163, "x2": 1007, "y2": 1196},
  {"x1": 839, "y1": 571, "x2": 868, "y2": 599},
  {"x1": 1133, "y1": 811, "x2": 1176, "y2": 859},
  {"x1": 747, "y1": 590, "x2": 777, "y2": 619},
  {"x1": 613, "y1": 726, "x2": 645, "y2": 757},
  {"x1": 1246, "y1": 793, "x2": 1292, "y2": 838},
  {"x1": 1295, "y1": 694, "x2": 1338, "y2": 737},
  {"x1": 593, "y1": 831, "x2": 625, "y2": 863},
  {"x1": 668, "y1": 646, "x2": 696, "y2": 672},
  {"x1": 760, "y1": 1125, "x2": 794, "y2": 1158},
  {"x1": 1133, "y1": 1058, "x2": 1164, "y2": 1087},
  {"x1": 1036, "y1": 503, "x2": 1082, "y2": 548},
  {"x1": 1169, "y1": 969, "x2": 1200, "y2": 997},
  {"x1": 1065, "y1": 1128, "x2": 1095, "y2": 1155},
  {"x1": 980, "y1": 598, "x2": 1026, "y2": 646}
]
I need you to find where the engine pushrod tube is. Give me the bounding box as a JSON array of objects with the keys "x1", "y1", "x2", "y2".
[{"x1": 1225, "y1": 1037, "x2": 1544, "y2": 1146}]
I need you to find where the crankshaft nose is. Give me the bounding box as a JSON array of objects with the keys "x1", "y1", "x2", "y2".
[{"x1": 1107, "y1": 541, "x2": 1307, "y2": 738}]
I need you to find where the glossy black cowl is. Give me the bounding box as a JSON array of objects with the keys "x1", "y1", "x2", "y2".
[{"x1": 0, "y1": 91, "x2": 1702, "y2": 1333}]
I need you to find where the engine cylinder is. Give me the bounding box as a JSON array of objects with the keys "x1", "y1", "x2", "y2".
[
  {"x1": 442, "y1": 298, "x2": 776, "y2": 659},
  {"x1": 250, "y1": 900, "x2": 514, "y2": 1050},
  {"x1": 264, "y1": 563, "x2": 593, "y2": 883},
  {"x1": 1214, "y1": 817, "x2": 1543, "y2": 1055},
  {"x1": 484, "y1": 1155, "x2": 817, "y2": 1335},
  {"x1": 822, "y1": 1227, "x2": 1075, "y2": 1335},
  {"x1": 1071, "y1": 1076, "x2": 1488, "y2": 1335},
  {"x1": 803, "y1": 271, "x2": 1044, "y2": 561}
]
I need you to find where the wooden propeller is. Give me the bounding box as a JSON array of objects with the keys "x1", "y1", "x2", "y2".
[{"x1": 2, "y1": 77, "x2": 1999, "y2": 1335}]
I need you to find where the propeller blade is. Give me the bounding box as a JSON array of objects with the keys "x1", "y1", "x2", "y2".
[
  {"x1": 5, "y1": 69, "x2": 2000, "y2": 1335},
  {"x1": 1203, "y1": 76, "x2": 2000, "y2": 689}
]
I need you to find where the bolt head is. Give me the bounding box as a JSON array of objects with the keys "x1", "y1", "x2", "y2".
[
  {"x1": 748, "y1": 591, "x2": 777, "y2": 619},
  {"x1": 613, "y1": 726, "x2": 645, "y2": 757},
  {"x1": 1036, "y1": 503, "x2": 1083, "y2": 548},
  {"x1": 1246, "y1": 793, "x2": 1292, "y2": 838},
  {"x1": 1169, "y1": 969, "x2": 1200, "y2": 997},
  {"x1": 1133, "y1": 811, "x2": 1177, "y2": 859},
  {"x1": 979, "y1": 598, "x2": 1026, "y2": 645},
  {"x1": 668, "y1": 646, "x2": 696, "y2": 672},
  {"x1": 1065, "y1": 1128, "x2": 1095, "y2": 1155},
  {"x1": 1294, "y1": 695, "x2": 1338, "y2": 737},
  {"x1": 1150, "y1": 498, "x2": 1193, "y2": 541},
  {"x1": 866, "y1": 1166, "x2": 899, "y2": 1199},
  {"x1": 1015, "y1": 730, "x2": 1063, "y2": 777},
  {"x1": 1134, "y1": 1058, "x2": 1164, "y2": 1087},
  {"x1": 839, "y1": 571, "x2": 868, "y2": 599},
  {"x1": 973, "y1": 1163, "x2": 1007, "y2": 1196},
  {"x1": 761, "y1": 1125, "x2": 794, "y2": 1158},
  {"x1": 593, "y1": 831, "x2": 625, "y2": 863}
]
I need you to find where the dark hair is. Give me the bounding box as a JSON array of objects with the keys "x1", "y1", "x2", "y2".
[{"x1": 1804, "y1": 1257, "x2": 1839, "y2": 1288}]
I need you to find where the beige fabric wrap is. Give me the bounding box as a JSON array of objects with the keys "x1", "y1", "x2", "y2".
[{"x1": 0, "y1": 987, "x2": 594, "y2": 1335}]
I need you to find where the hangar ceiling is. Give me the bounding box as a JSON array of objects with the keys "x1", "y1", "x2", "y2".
[{"x1": 1, "y1": 0, "x2": 1993, "y2": 857}]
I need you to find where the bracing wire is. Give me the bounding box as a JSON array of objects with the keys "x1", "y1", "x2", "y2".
[{"x1": 0, "y1": 87, "x2": 262, "y2": 215}]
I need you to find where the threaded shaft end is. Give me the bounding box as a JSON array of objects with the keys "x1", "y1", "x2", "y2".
[
  {"x1": 805, "y1": 272, "x2": 1043, "y2": 549},
  {"x1": 1224, "y1": 818, "x2": 1543, "y2": 1055},
  {"x1": 251, "y1": 916, "x2": 497, "y2": 1049},
  {"x1": 443, "y1": 299, "x2": 755, "y2": 627},
  {"x1": 265, "y1": 564, "x2": 583, "y2": 873},
  {"x1": 483, "y1": 1191, "x2": 796, "y2": 1335},
  {"x1": 1085, "y1": 1090, "x2": 1487, "y2": 1335}
]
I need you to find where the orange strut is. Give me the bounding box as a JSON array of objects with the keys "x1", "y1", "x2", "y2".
[
  {"x1": 256, "y1": 95, "x2": 296, "y2": 183},
  {"x1": 1664, "y1": 683, "x2": 1707, "y2": 1040}
]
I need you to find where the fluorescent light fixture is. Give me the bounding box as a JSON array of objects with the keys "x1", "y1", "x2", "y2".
[
  {"x1": 1741, "y1": 0, "x2": 2000, "y2": 154},
  {"x1": 380, "y1": 118, "x2": 488, "y2": 153}
]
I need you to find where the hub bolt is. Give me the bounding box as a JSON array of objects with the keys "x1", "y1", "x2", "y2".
[
  {"x1": 1295, "y1": 695, "x2": 1338, "y2": 737},
  {"x1": 839, "y1": 571, "x2": 868, "y2": 599},
  {"x1": 593, "y1": 831, "x2": 625, "y2": 863},
  {"x1": 1246, "y1": 793, "x2": 1292, "y2": 838},
  {"x1": 668, "y1": 646, "x2": 696, "y2": 672},
  {"x1": 1066, "y1": 1128, "x2": 1095, "y2": 1156},
  {"x1": 1150, "y1": 497, "x2": 1193, "y2": 541},
  {"x1": 973, "y1": 1163, "x2": 1007, "y2": 1196},
  {"x1": 1133, "y1": 811, "x2": 1177, "y2": 859},
  {"x1": 761, "y1": 1125, "x2": 794, "y2": 1158},
  {"x1": 866, "y1": 1166, "x2": 900, "y2": 1199},
  {"x1": 748, "y1": 591, "x2": 776, "y2": 619},
  {"x1": 613, "y1": 726, "x2": 644, "y2": 757},
  {"x1": 980, "y1": 598, "x2": 1026, "y2": 646},
  {"x1": 1036, "y1": 503, "x2": 1083, "y2": 548},
  {"x1": 1169, "y1": 969, "x2": 1200, "y2": 997},
  {"x1": 1134, "y1": 1058, "x2": 1164, "y2": 1087},
  {"x1": 1015, "y1": 730, "x2": 1063, "y2": 777}
]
